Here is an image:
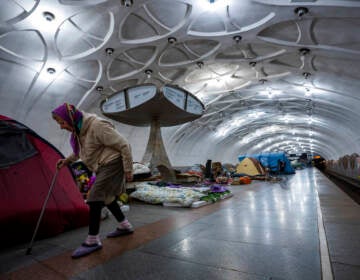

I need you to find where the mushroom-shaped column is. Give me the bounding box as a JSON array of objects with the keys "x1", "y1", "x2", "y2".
[{"x1": 100, "y1": 84, "x2": 204, "y2": 182}]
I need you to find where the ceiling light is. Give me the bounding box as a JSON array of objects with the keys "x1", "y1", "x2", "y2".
[
  {"x1": 299, "y1": 48, "x2": 310, "y2": 56},
  {"x1": 201, "y1": 0, "x2": 231, "y2": 11},
  {"x1": 249, "y1": 61, "x2": 256, "y2": 67},
  {"x1": 233, "y1": 35, "x2": 242, "y2": 43},
  {"x1": 105, "y1": 48, "x2": 114, "y2": 55},
  {"x1": 121, "y1": 0, "x2": 133, "y2": 7},
  {"x1": 259, "y1": 79, "x2": 267, "y2": 84},
  {"x1": 47, "y1": 68, "x2": 56, "y2": 74},
  {"x1": 305, "y1": 87, "x2": 312, "y2": 96},
  {"x1": 96, "y1": 86, "x2": 104, "y2": 92},
  {"x1": 145, "y1": 69, "x2": 153, "y2": 78},
  {"x1": 303, "y1": 72, "x2": 311, "y2": 79},
  {"x1": 167, "y1": 37, "x2": 177, "y2": 44},
  {"x1": 196, "y1": 61, "x2": 204, "y2": 69},
  {"x1": 294, "y1": 7, "x2": 308, "y2": 18},
  {"x1": 43, "y1": 12, "x2": 55, "y2": 21}
]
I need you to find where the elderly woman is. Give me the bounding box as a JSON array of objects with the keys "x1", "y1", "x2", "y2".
[{"x1": 52, "y1": 103, "x2": 134, "y2": 258}]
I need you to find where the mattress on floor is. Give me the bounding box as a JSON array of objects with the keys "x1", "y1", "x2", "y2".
[{"x1": 130, "y1": 183, "x2": 208, "y2": 207}]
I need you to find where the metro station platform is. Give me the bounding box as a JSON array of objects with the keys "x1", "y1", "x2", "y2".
[{"x1": 1, "y1": 168, "x2": 359, "y2": 280}]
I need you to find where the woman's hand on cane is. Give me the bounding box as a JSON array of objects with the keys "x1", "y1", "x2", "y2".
[{"x1": 56, "y1": 158, "x2": 69, "y2": 169}]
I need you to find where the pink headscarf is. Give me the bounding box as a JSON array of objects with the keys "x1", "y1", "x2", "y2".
[{"x1": 52, "y1": 103, "x2": 83, "y2": 156}]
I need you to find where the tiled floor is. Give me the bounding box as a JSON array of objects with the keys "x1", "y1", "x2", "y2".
[{"x1": 1, "y1": 168, "x2": 359, "y2": 280}]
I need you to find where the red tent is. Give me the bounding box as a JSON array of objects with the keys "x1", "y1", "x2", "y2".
[{"x1": 0, "y1": 115, "x2": 89, "y2": 248}]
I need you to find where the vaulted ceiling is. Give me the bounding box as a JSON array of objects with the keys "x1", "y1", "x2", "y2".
[{"x1": 1, "y1": 0, "x2": 360, "y2": 165}]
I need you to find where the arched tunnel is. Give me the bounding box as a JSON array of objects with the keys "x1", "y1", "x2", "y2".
[{"x1": 1, "y1": 1, "x2": 360, "y2": 279}]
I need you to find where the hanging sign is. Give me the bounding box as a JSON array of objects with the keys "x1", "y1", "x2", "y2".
[
  {"x1": 186, "y1": 95, "x2": 203, "y2": 115},
  {"x1": 128, "y1": 85, "x2": 157, "y2": 108},
  {"x1": 102, "y1": 91, "x2": 126, "y2": 113},
  {"x1": 163, "y1": 86, "x2": 186, "y2": 109}
]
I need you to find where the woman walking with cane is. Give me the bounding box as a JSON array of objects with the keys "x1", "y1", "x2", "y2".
[{"x1": 52, "y1": 103, "x2": 134, "y2": 258}]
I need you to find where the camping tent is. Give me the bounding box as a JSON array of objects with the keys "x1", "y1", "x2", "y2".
[
  {"x1": 236, "y1": 157, "x2": 266, "y2": 176},
  {"x1": 238, "y1": 152, "x2": 295, "y2": 174},
  {"x1": 0, "y1": 115, "x2": 89, "y2": 248}
]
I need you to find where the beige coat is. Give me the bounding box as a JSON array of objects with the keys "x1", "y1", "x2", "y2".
[{"x1": 66, "y1": 112, "x2": 133, "y2": 173}]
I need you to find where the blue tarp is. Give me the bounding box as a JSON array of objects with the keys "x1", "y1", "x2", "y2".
[{"x1": 238, "y1": 152, "x2": 295, "y2": 174}]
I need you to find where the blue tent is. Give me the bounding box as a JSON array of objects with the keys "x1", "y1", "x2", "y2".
[{"x1": 238, "y1": 152, "x2": 295, "y2": 174}]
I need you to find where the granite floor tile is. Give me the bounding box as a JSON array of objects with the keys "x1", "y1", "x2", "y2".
[
  {"x1": 71, "y1": 251, "x2": 272, "y2": 280},
  {"x1": 146, "y1": 237, "x2": 321, "y2": 280}
]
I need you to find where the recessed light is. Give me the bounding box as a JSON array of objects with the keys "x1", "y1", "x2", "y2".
[
  {"x1": 233, "y1": 35, "x2": 242, "y2": 43},
  {"x1": 303, "y1": 72, "x2": 311, "y2": 79},
  {"x1": 167, "y1": 37, "x2": 177, "y2": 44},
  {"x1": 299, "y1": 48, "x2": 310, "y2": 56},
  {"x1": 294, "y1": 7, "x2": 308, "y2": 18},
  {"x1": 43, "y1": 12, "x2": 55, "y2": 21},
  {"x1": 47, "y1": 67, "x2": 56, "y2": 74},
  {"x1": 121, "y1": 0, "x2": 133, "y2": 7},
  {"x1": 196, "y1": 61, "x2": 204, "y2": 69},
  {"x1": 145, "y1": 69, "x2": 153, "y2": 75},
  {"x1": 105, "y1": 48, "x2": 114, "y2": 55},
  {"x1": 145, "y1": 69, "x2": 153, "y2": 78}
]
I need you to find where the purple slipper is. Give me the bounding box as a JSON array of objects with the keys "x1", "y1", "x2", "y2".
[
  {"x1": 71, "y1": 243, "x2": 102, "y2": 259},
  {"x1": 107, "y1": 227, "x2": 134, "y2": 238}
]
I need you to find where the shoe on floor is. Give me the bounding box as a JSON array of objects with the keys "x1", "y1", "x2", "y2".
[
  {"x1": 107, "y1": 219, "x2": 134, "y2": 238},
  {"x1": 107, "y1": 227, "x2": 134, "y2": 238},
  {"x1": 71, "y1": 242, "x2": 102, "y2": 259},
  {"x1": 106, "y1": 220, "x2": 134, "y2": 238}
]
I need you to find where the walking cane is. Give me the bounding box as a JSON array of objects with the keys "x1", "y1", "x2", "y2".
[{"x1": 26, "y1": 168, "x2": 59, "y2": 255}]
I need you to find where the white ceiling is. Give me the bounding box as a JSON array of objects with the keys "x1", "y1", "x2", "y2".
[{"x1": 1, "y1": 0, "x2": 360, "y2": 165}]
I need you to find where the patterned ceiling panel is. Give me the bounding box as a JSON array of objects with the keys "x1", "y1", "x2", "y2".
[
  {"x1": 257, "y1": 21, "x2": 300, "y2": 43},
  {"x1": 188, "y1": 1, "x2": 274, "y2": 36},
  {"x1": 189, "y1": 12, "x2": 229, "y2": 34},
  {"x1": 313, "y1": 56, "x2": 360, "y2": 79},
  {"x1": 120, "y1": 1, "x2": 190, "y2": 42},
  {"x1": 270, "y1": 53, "x2": 303, "y2": 69},
  {"x1": 59, "y1": 0, "x2": 108, "y2": 5},
  {"x1": 312, "y1": 18, "x2": 360, "y2": 50},
  {"x1": 184, "y1": 63, "x2": 238, "y2": 83},
  {"x1": 43, "y1": 77, "x2": 92, "y2": 105},
  {"x1": 56, "y1": 10, "x2": 114, "y2": 58},
  {"x1": 44, "y1": 61, "x2": 101, "y2": 101},
  {"x1": 0, "y1": 59, "x2": 36, "y2": 102},
  {"x1": 228, "y1": 1, "x2": 275, "y2": 30},
  {"x1": 159, "y1": 39, "x2": 220, "y2": 66},
  {"x1": 158, "y1": 68, "x2": 187, "y2": 82},
  {"x1": 0, "y1": 30, "x2": 45, "y2": 60},
  {"x1": 108, "y1": 46, "x2": 157, "y2": 79},
  {"x1": 247, "y1": 43, "x2": 284, "y2": 58},
  {"x1": 0, "y1": 0, "x2": 37, "y2": 23},
  {"x1": 65, "y1": 60, "x2": 101, "y2": 82},
  {"x1": 232, "y1": 67, "x2": 259, "y2": 80},
  {"x1": 216, "y1": 46, "x2": 246, "y2": 60},
  {"x1": 183, "y1": 63, "x2": 250, "y2": 94},
  {"x1": 262, "y1": 65, "x2": 292, "y2": 77},
  {"x1": 111, "y1": 79, "x2": 139, "y2": 92}
]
